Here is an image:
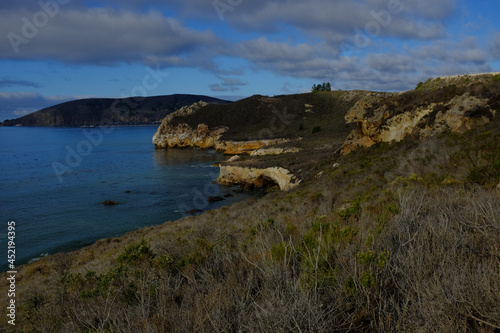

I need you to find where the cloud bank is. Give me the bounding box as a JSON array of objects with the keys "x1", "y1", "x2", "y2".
[{"x1": 0, "y1": 0, "x2": 498, "y2": 120}]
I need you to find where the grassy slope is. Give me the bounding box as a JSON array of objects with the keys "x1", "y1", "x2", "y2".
[
  {"x1": 169, "y1": 91, "x2": 366, "y2": 141},
  {"x1": 2, "y1": 88, "x2": 500, "y2": 332}
]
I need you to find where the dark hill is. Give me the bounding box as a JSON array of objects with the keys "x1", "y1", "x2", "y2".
[
  {"x1": 1, "y1": 94, "x2": 230, "y2": 127},
  {"x1": 169, "y1": 91, "x2": 367, "y2": 141}
]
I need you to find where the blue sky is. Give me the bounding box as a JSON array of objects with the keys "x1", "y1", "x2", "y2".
[{"x1": 0, "y1": 0, "x2": 499, "y2": 121}]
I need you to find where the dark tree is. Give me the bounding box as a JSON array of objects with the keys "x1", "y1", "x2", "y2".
[{"x1": 312, "y1": 82, "x2": 332, "y2": 92}]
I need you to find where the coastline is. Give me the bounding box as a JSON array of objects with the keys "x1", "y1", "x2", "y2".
[{"x1": 0, "y1": 126, "x2": 263, "y2": 272}]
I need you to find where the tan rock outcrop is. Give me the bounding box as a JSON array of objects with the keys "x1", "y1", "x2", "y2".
[
  {"x1": 342, "y1": 90, "x2": 496, "y2": 154},
  {"x1": 215, "y1": 139, "x2": 289, "y2": 155},
  {"x1": 153, "y1": 101, "x2": 227, "y2": 149},
  {"x1": 153, "y1": 122, "x2": 229, "y2": 149},
  {"x1": 250, "y1": 147, "x2": 301, "y2": 156},
  {"x1": 217, "y1": 165, "x2": 300, "y2": 191}
]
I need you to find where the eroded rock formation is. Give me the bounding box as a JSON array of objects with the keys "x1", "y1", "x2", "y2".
[
  {"x1": 215, "y1": 139, "x2": 289, "y2": 155},
  {"x1": 250, "y1": 147, "x2": 302, "y2": 156},
  {"x1": 153, "y1": 102, "x2": 226, "y2": 149},
  {"x1": 217, "y1": 165, "x2": 301, "y2": 191},
  {"x1": 342, "y1": 76, "x2": 499, "y2": 154}
]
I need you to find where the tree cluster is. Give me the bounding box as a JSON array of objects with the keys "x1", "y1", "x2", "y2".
[{"x1": 312, "y1": 82, "x2": 331, "y2": 92}]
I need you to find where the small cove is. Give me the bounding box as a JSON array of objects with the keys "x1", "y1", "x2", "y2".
[{"x1": 0, "y1": 126, "x2": 260, "y2": 271}]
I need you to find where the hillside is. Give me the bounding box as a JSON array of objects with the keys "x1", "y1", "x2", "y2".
[
  {"x1": 153, "y1": 73, "x2": 499, "y2": 189},
  {"x1": 1, "y1": 94, "x2": 230, "y2": 127},
  {"x1": 1, "y1": 74, "x2": 499, "y2": 332},
  {"x1": 165, "y1": 91, "x2": 366, "y2": 141}
]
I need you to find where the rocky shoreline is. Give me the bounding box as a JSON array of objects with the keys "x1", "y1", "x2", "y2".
[{"x1": 152, "y1": 101, "x2": 301, "y2": 190}]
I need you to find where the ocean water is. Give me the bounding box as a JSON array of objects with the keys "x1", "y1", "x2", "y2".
[{"x1": 0, "y1": 126, "x2": 256, "y2": 271}]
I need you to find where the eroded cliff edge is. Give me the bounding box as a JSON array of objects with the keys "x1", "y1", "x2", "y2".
[
  {"x1": 152, "y1": 101, "x2": 289, "y2": 155},
  {"x1": 342, "y1": 74, "x2": 500, "y2": 154},
  {"x1": 152, "y1": 92, "x2": 366, "y2": 190},
  {"x1": 217, "y1": 165, "x2": 301, "y2": 191}
]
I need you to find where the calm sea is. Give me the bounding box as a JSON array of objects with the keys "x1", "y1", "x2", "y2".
[{"x1": 0, "y1": 126, "x2": 256, "y2": 271}]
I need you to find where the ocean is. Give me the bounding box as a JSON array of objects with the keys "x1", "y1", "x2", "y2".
[{"x1": 0, "y1": 126, "x2": 257, "y2": 271}]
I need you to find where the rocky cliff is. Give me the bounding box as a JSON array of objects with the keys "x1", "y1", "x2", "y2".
[
  {"x1": 342, "y1": 74, "x2": 500, "y2": 154},
  {"x1": 152, "y1": 101, "x2": 290, "y2": 154}
]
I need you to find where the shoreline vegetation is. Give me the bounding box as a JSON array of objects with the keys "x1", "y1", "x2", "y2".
[{"x1": 1, "y1": 73, "x2": 499, "y2": 331}]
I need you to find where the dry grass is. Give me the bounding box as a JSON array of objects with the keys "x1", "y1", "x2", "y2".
[{"x1": 4, "y1": 170, "x2": 499, "y2": 332}]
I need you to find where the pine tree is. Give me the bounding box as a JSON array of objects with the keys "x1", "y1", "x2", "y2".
[{"x1": 312, "y1": 82, "x2": 331, "y2": 92}]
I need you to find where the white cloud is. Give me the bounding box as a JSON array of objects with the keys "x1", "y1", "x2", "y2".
[
  {"x1": 409, "y1": 38, "x2": 487, "y2": 66},
  {"x1": 0, "y1": 8, "x2": 222, "y2": 68},
  {"x1": 0, "y1": 78, "x2": 40, "y2": 88},
  {"x1": 210, "y1": 76, "x2": 246, "y2": 92},
  {"x1": 366, "y1": 54, "x2": 416, "y2": 73},
  {"x1": 0, "y1": 91, "x2": 41, "y2": 100},
  {"x1": 210, "y1": 84, "x2": 237, "y2": 92},
  {"x1": 232, "y1": 37, "x2": 355, "y2": 79},
  {"x1": 0, "y1": 92, "x2": 75, "y2": 121}
]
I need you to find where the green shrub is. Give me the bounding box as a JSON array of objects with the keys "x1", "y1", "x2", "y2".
[
  {"x1": 155, "y1": 253, "x2": 174, "y2": 269},
  {"x1": 356, "y1": 250, "x2": 376, "y2": 265},
  {"x1": 360, "y1": 271, "x2": 375, "y2": 287},
  {"x1": 117, "y1": 238, "x2": 153, "y2": 264},
  {"x1": 467, "y1": 165, "x2": 499, "y2": 185},
  {"x1": 340, "y1": 226, "x2": 357, "y2": 242},
  {"x1": 476, "y1": 131, "x2": 492, "y2": 140},
  {"x1": 338, "y1": 196, "x2": 363, "y2": 220},
  {"x1": 377, "y1": 251, "x2": 389, "y2": 269},
  {"x1": 302, "y1": 230, "x2": 318, "y2": 249},
  {"x1": 311, "y1": 192, "x2": 323, "y2": 201},
  {"x1": 492, "y1": 74, "x2": 500, "y2": 82},
  {"x1": 271, "y1": 242, "x2": 287, "y2": 262},
  {"x1": 285, "y1": 221, "x2": 297, "y2": 235},
  {"x1": 312, "y1": 126, "x2": 322, "y2": 133},
  {"x1": 345, "y1": 276, "x2": 356, "y2": 293}
]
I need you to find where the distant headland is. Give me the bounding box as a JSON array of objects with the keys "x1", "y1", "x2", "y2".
[{"x1": 0, "y1": 94, "x2": 230, "y2": 127}]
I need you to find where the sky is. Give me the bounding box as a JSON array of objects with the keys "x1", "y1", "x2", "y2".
[{"x1": 0, "y1": 0, "x2": 499, "y2": 121}]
